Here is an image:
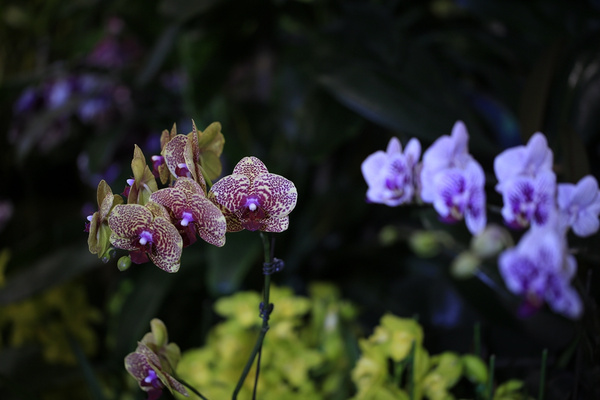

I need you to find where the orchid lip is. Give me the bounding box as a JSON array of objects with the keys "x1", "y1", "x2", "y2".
[
  {"x1": 139, "y1": 230, "x2": 153, "y2": 245},
  {"x1": 180, "y1": 211, "x2": 194, "y2": 226},
  {"x1": 126, "y1": 178, "x2": 135, "y2": 186},
  {"x1": 87, "y1": 215, "x2": 93, "y2": 222}
]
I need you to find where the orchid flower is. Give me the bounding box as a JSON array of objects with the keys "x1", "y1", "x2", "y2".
[
  {"x1": 494, "y1": 133, "x2": 557, "y2": 229},
  {"x1": 419, "y1": 121, "x2": 487, "y2": 234},
  {"x1": 498, "y1": 226, "x2": 582, "y2": 319},
  {"x1": 126, "y1": 145, "x2": 159, "y2": 205},
  {"x1": 125, "y1": 342, "x2": 188, "y2": 399},
  {"x1": 150, "y1": 177, "x2": 227, "y2": 247},
  {"x1": 125, "y1": 319, "x2": 188, "y2": 399},
  {"x1": 108, "y1": 203, "x2": 183, "y2": 272},
  {"x1": 208, "y1": 156, "x2": 297, "y2": 232},
  {"x1": 161, "y1": 121, "x2": 225, "y2": 186},
  {"x1": 361, "y1": 137, "x2": 421, "y2": 206},
  {"x1": 557, "y1": 175, "x2": 600, "y2": 237},
  {"x1": 86, "y1": 180, "x2": 123, "y2": 261}
]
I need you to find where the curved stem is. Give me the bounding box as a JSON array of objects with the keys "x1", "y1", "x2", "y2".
[
  {"x1": 232, "y1": 232, "x2": 274, "y2": 400},
  {"x1": 178, "y1": 377, "x2": 209, "y2": 400}
]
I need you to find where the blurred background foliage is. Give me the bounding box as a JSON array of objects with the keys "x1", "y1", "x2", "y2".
[{"x1": 1, "y1": 0, "x2": 600, "y2": 398}]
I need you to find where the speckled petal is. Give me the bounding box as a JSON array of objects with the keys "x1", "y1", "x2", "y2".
[
  {"x1": 109, "y1": 204, "x2": 153, "y2": 238},
  {"x1": 146, "y1": 201, "x2": 171, "y2": 221},
  {"x1": 190, "y1": 193, "x2": 227, "y2": 246},
  {"x1": 162, "y1": 135, "x2": 188, "y2": 178},
  {"x1": 110, "y1": 235, "x2": 139, "y2": 251},
  {"x1": 253, "y1": 173, "x2": 297, "y2": 218},
  {"x1": 183, "y1": 133, "x2": 199, "y2": 182},
  {"x1": 174, "y1": 176, "x2": 205, "y2": 196},
  {"x1": 124, "y1": 352, "x2": 153, "y2": 384},
  {"x1": 262, "y1": 215, "x2": 290, "y2": 233},
  {"x1": 209, "y1": 174, "x2": 251, "y2": 213},
  {"x1": 150, "y1": 187, "x2": 188, "y2": 217},
  {"x1": 147, "y1": 217, "x2": 182, "y2": 273},
  {"x1": 232, "y1": 156, "x2": 269, "y2": 181}
]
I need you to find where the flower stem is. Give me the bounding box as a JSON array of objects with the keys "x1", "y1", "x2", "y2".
[
  {"x1": 178, "y1": 377, "x2": 209, "y2": 400},
  {"x1": 538, "y1": 348, "x2": 548, "y2": 400},
  {"x1": 232, "y1": 232, "x2": 274, "y2": 400}
]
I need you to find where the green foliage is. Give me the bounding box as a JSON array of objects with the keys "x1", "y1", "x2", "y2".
[{"x1": 176, "y1": 283, "x2": 357, "y2": 400}]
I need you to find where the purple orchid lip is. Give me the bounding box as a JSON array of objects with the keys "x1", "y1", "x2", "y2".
[{"x1": 139, "y1": 230, "x2": 153, "y2": 246}]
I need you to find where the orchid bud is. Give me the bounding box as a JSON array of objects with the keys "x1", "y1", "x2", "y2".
[
  {"x1": 117, "y1": 255, "x2": 132, "y2": 271},
  {"x1": 450, "y1": 251, "x2": 480, "y2": 279}
]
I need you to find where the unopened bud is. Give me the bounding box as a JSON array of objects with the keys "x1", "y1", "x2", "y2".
[
  {"x1": 470, "y1": 224, "x2": 513, "y2": 259},
  {"x1": 409, "y1": 230, "x2": 451, "y2": 258},
  {"x1": 117, "y1": 255, "x2": 132, "y2": 271},
  {"x1": 150, "y1": 318, "x2": 168, "y2": 348},
  {"x1": 450, "y1": 251, "x2": 480, "y2": 279}
]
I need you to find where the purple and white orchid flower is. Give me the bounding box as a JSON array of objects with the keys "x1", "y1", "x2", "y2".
[
  {"x1": 498, "y1": 226, "x2": 582, "y2": 319},
  {"x1": 361, "y1": 137, "x2": 421, "y2": 206},
  {"x1": 557, "y1": 175, "x2": 600, "y2": 237},
  {"x1": 494, "y1": 133, "x2": 557, "y2": 229},
  {"x1": 420, "y1": 121, "x2": 487, "y2": 235}
]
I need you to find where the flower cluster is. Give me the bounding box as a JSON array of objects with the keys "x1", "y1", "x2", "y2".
[
  {"x1": 362, "y1": 121, "x2": 486, "y2": 235},
  {"x1": 362, "y1": 123, "x2": 600, "y2": 319},
  {"x1": 86, "y1": 121, "x2": 298, "y2": 273}
]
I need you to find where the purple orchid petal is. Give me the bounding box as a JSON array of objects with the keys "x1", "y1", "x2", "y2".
[
  {"x1": 558, "y1": 175, "x2": 600, "y2": 237},
  {"x1": 498, "y1": 227, "x2": 581, "y2": 319}
]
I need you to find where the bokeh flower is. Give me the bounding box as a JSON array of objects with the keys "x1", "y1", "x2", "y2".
[
  {"x1": 208, "y1": 156, "x2": 297, "y2": 232},
  {"x1": 494, "y1": 132, "x2": 557, "y2": 229},
  {"x1": 419, "y1": 121, "x2": 486, "y2": 234},
  {"x1": 498, "y1": 226, "x2": 582, "y2": 319},
  {"x1": 557, "y1": 175, "x2": 600, "y2": 237},
  {"x1": 361, "y1": 136, "x2": 421, "y2": 206}
]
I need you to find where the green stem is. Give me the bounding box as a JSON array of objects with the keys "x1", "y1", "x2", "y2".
[
  {"x1": 487, "y1": 354, "x2": 495, "y2": 400},
  {"x1": 538, "y1": 349, "x2": 548, "y2": 400},
  {"x1": 179, "y1": 377, "x2": 209, "y2": 400},
  {"x1": 232, "y1": 233, "x2": 274, "y2": 400},
  {"x1": 408, "y1": 340, "x2": 416, "y2": 400}
]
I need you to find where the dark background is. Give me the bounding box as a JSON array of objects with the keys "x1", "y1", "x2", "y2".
[{"x1": 1, "y1": 0, "x2": 600, "y2": 398}]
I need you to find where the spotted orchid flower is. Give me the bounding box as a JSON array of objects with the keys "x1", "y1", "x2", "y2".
[
  {"x1": 361, "y1": 137, "x2": 421, "y2": 206},
  {"x1": 161, "y1": 121, "x2": 225, "y2": 186},
  {"x1": 126, "y1": 145, "x2": 159, "y2": 206},
  {"x1": 498, "y1": 226, "x2": 582, "y2": 319},
  {"x1": 125, "y1": 341, "x2": 188, "y2": 399},
  {"x1": 150, "y1": 177, "x2": 227, "y2": 247},
  {"x1": 108, "y1": 204, "x2": 183, "y2": 272},
  {"x1": 86, "y1": 180, "x2": 123, "y2": 261},
  {"x1": 494, "y1": 133, "x2": 557, "y2": 229},
  {"x1": 419, "y1": 121, "x2": 487, "y2": 234},
  {"x1": 208, "y1": 156, "x2": 298, "y2": 232}
]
